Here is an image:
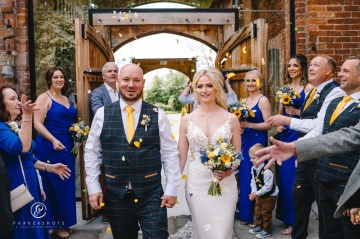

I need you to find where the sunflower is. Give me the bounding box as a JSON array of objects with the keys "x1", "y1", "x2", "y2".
[
  {"x1": 282, "y1": 95, "x2": 291, "y2": 105},
  {"x1": 249, "y1": 110, "x2": 255, "y2": 117},
  {"x1": 220, "y1": 154, "x2": 231, "y2": 163},
  {"x1": 233, "y1": 109, "x2": 242, "y2": 118}
]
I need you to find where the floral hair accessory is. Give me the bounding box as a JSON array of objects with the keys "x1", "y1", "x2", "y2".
[
  {"x1": 6, "y1": 121, "x2": 20, "y2": 135},
  {"x1": 140, "y1": 114, "x2": 150, "y2": 132},
  {"x1": 256, "y1": 78, "x2": 261, "y2": 87}
]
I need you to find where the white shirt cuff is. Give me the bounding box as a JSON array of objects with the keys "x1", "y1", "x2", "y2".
[
  {"x1": 87, "y1": 182, "x2": 103, "y2": 196},
  {"x1": 164, "y1": 184, "x2": 178, "y2": 197}
]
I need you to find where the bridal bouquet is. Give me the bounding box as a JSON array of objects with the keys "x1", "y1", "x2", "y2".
[
  {"x1": 200, "y1": 137, "x2": 242, "y2": 196},
  {"x1": 69, "y1": 118, "x2": 90, "y2": 155},
  {"x1": 275, "y1": 84, "x2": 300, "y2": 106},
  {"x1": 229, "y1": 101, "x2": 255, "y2": 121}
]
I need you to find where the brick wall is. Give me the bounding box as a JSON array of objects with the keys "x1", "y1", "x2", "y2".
[
  {"x1": 295, "y1": 0, "x2": 360, "y2": 71},
  {"x1": 0, "y1": 0, "x2": 29, "y2": 96}
]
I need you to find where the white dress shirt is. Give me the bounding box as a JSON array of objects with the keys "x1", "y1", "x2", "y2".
[
  {"x1": 85, "y1": 97, "x2": 181, "y2": 197},
  {"x1": 250, "y1": 163, "x2": 279, "y2": 197},
  {"x1": 304, "y1": 91, "x2": 360, "y2": 139},
  {"x1": 104, "y1": 83, "x2": 119, "y2": 103},
  {"x1": 290, "y1": 79, "x2": 346, "y2": 139}
]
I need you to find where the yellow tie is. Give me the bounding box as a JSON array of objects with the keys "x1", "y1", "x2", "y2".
[
  {"x1": 125, "y1": 106, "x2": 135, "y2": 143},
  {"x1": 303, "y1": 87, "x2": 317, "y2": 111},
  {"x1": 329, "y1": 96, "x2": 353, "y2": 125}
]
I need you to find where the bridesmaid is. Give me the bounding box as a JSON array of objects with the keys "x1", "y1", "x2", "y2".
[
  {"x1": 275, "y1": 54, "x2": 312, "y2": 235},
  {"x1": 238, "y1": 69, "x2": 272, "y2": 227},
  {"x1": 34, "y1": 67, "x2": 77, "y2": 239}
]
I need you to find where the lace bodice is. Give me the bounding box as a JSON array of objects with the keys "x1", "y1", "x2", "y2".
[{"x1": 186, "y1": 114, "x2": 232, "y2": 162}]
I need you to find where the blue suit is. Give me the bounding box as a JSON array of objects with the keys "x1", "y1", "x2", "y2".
[{"x1": 90, "y1": 83, "x2": 114, "y2": 115}]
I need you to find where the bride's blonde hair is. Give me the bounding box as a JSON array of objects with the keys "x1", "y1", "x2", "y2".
[{"x1": 193, "y1": 67, "x2": 227, "y2": 110}]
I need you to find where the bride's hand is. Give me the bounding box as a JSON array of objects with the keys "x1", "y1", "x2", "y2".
[{"x1": 214, "y1": 170, "x2": 232, "y2": 181}]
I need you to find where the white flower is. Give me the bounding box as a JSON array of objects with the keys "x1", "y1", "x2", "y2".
[
  {"x1": 7, "y1": 121, "x2": 20, "y2": 135},
  {"x1": 153, "y1": 108, "x2": 158, "y2": 113},
  {"x1": 213, "y1": 148, "x2": 220, "y2": 156},
  {"x1": 314, "y1": 93, "x2": 321, "y2": 100}
]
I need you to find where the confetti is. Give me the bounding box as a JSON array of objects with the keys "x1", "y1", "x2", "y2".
[
  {"x1": 203, "y1": 223, "x2": 212, "y2": 231},
  {"x1": 182, "y1": 175, "x2": 187, "y2": 180},
  {"x1": 134, "y1": 141, "x2": 141, "y2": 148},
  {"x1": 296, "y1": 185, "x2": 301, "y2": 189},
  {"x1": 227, "y1": 72, "x2": 235, "y2": 79},
  {"x1": 242, "y1": 46, "x2": 247, "y2": 54},
  {"x1": 220, "y1": 57, "x2": 227, "y2": 65},
  {"x1": 100, "y1": 202, "x2": 105, "y2": 207},
  {"x1": 106, "y1": 227, "x2": 111, "y2": 234},
  {"x1": 225, "y1": 52, "x2": 230, "y2": 58},
  {"x1": 134, "y1": 199, "x2": 138, "y2": 203},
  {"x1": 153, "y1": 108, "x2": 158, "y2": 113},
  {"x1": 171, "y1": 134, "x2": 175, "y2": 139},
  {"x1": 122, "y1": 156, "x2": 125, "y2": 161}
]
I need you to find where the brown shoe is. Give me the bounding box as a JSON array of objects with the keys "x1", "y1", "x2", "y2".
[{"x1": 53, "y1": 229, "x2": 70, "y2": 239}]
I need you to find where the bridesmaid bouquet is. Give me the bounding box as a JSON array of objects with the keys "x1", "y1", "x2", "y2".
[
  {"x1": 69, "y1": 118, "x2": 90, "y2": 155},
  {"x1": 229, "y1": 101, "x2": 256, "y2": 121},
  {"x1": 275, "y1": 84, "x2": 300, "y2": 106},
  {"x1": 199, "y1": 137, "x2": 242, "y2": 196}
]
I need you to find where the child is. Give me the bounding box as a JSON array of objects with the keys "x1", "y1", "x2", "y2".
[{"x1": 248, "y1": 143, "x2": 279, "y2": 238}]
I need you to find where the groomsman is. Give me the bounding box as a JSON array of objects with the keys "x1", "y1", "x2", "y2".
[
  {"x1": 90, "y1": 62, "x2": 119, "y2": 115},
  {"x1": 313, "y1": 55, "x2": 360, "y2": 238},
  {"x1": 267, "y1": 55, "x2": 345, "y2": 239}
]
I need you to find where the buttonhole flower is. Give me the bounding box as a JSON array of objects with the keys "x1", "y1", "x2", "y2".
[{"x1": 140, "y1": 114, "x2": 150, "y2": 132}]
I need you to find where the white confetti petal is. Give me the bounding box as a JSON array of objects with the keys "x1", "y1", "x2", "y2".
[{"x1": 203, "y1": 223, "x2": 212, "y2": 231}]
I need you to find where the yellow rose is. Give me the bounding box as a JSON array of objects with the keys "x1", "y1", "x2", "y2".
[
  {"x1": 221, "y1": 154, "x2": 231, "y2": 163},
  {"x1": 74, "y1": 125, "x2": 80, "y2": 131}
]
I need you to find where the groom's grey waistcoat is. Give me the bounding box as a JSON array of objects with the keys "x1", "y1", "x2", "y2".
[
  {"x1": 100, "y1": 101, "x2": 161, "y2": 199},
  {"x1": 316, "y1": 97, "x2": 360, "y2": 182}
]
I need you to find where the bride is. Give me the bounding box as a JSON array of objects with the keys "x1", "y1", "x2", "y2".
[{"x1": 178, "y1": 67, "x2": 241, "y2": 239}]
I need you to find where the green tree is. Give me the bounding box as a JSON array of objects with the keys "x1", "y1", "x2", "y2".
[{"x1": 144, "y1": 70, "x2": 188, "y2": 112}]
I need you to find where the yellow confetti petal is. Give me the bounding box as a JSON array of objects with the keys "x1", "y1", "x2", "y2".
[
  {"x1": 259, "y1": 184, "x2": 263, "y2": 187},
  {"x1": 182, "y1": 175, "x2": 187, "y2": 180},
  {"x1": 296, "y1": 185, "x2": 301, "y2": 189},
  {"x1": 227, "y1": 72, "x2": 236, "y2": 79},
  {"x1": 225, "y1": 52, "x2": 229, "y2": 57},
  {"x1": 100, "y1": 202, "x2": 105, "y2": 207},
  {"x1": 242, "y1": 46, "x2": 247, "y2": 54},
  {"x1": 134, "y1": 198, "x2": 138, "y2": 203},
  {"x1": 171, "y1": 134, "x2": 175, "y2": 139},
  {"x1": 134, "y1": 141, "x2": 140, "y2": 148},
  {"x1": 106, "y1": 227, "x2": 111, "y2": 234}
]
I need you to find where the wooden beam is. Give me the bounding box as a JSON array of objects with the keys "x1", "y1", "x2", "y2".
[{"x1": 92, "y1": 11, "x2": 235, "y2": 26}]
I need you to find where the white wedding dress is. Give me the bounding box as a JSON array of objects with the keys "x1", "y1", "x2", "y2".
[{"x1": 185, "y1": 114, "x2": 238, "y2": 239}]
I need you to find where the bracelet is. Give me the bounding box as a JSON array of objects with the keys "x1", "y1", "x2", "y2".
[
  {"x1": 22, "y1": 118, "x2": 32, "y2": 122},
  {"x1": 45, "y1": 163, "x2": 48, "y2": 172}
]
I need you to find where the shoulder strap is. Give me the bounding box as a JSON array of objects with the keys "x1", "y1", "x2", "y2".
[
  {"x1": 46, "y1": 92, "x2": 53, "y2": 100},
  {"x1": 257, "y1": 95, "x2": 264, "y2": 104},
  {"x1": 18, "y1": 155, "x2": 28, "y2": 186}
]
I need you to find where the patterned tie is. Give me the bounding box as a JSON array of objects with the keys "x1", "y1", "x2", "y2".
[
  {"x1": 125, "y1": 106, "x2": 135, "y2": 143},
  {"x1": 329, "y1": 96, "x2": 353, "y2": 125},
  {"x1": 303, "y1": 87, "x2": 317, "y2": 111}
]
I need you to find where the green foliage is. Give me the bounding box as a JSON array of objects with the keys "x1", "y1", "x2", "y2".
[
  {"x1": 34, "y1": 2, "x2": 76, "y2": 97},
  {"x1": 144, "y1": 70, "x2": 188, "y2": 112}
]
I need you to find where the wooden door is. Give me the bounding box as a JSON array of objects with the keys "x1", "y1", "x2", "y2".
[
  {"x1": 75, "y1": 19, "x2": 114, "y2": 220},
  {"x1": 216, "y1": 18, "x2": 268, "y2": 99}
]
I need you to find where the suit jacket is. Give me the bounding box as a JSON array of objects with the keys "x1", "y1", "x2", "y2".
[
  {"x1": 295, "y1": 121, "x2": 360, "y2": 218},
  {"x1": 90, "y1": 83, "x2": 114, "y2": 115},
  {"x1": 0, "y1": 153, "x2": 13, "y2": 236}
]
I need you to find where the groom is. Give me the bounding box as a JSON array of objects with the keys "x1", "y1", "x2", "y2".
[{"x1": 85, "y1": 63, "x2": 181, "y2": 239}]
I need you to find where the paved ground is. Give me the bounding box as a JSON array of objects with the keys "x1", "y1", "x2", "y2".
[{"x1": 58, "y1": 202, "x2": 319, "y2": 239}]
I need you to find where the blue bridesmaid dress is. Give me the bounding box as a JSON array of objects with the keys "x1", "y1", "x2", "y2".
[
  {"x1": 238, "y1": 96, "x2": 268, "y2": 223},
  {"x1": 0, "y1": 122, "x2": 50, "y2": 239},
  {"x1": 35, "y1": 94, "x2": 77, "y2": 229},
  {"x1": 276, "y1": 89, "x2": 305, "y2": 228}
]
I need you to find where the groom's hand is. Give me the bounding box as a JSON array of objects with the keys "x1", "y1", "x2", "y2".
[
  {"x1": 89, "y1": 192, "x2": 103, "y2": 210},
  {"x1": 160, "y1": 195, "x2": 177, "y2": 208}
]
